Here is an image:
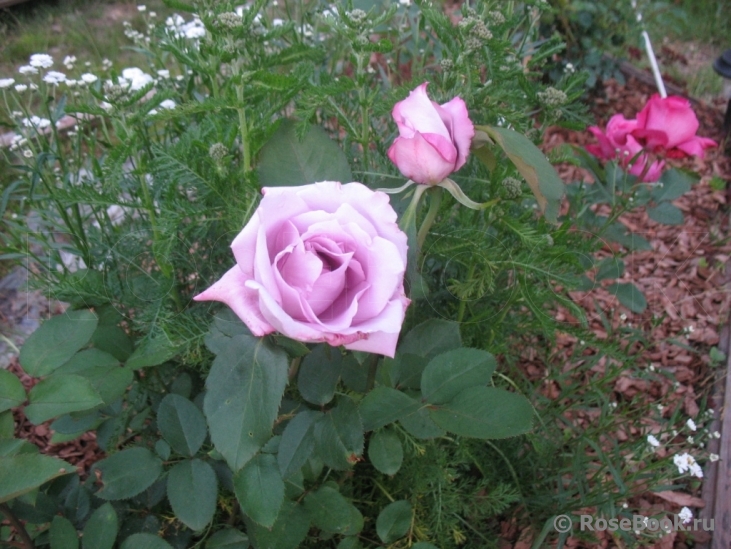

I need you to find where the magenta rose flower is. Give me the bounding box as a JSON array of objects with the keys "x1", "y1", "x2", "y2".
[
  {"x1": 387, "y1": 82, "x2": 475, "y2": 186},
  {"x1": 587, "y1": 114, "x2": 664, "y2": 182},
  {"x1": 632, "y1": 94, "x2": 717, "y2": 158},
  {"x1": 194, "y1": 181, "x2": 410, "y2": 358}
]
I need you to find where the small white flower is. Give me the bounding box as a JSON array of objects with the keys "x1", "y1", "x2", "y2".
[
  {"x1": 579, "y1": 340, "x2": 585, "y2": 345},
  {"x1": 21, "y1": 116, "x2": 51, "y2": 129},
  {"x1": 709, "y1": 453, "x2": 719, "y2": 462},
  {"x1": 29, "y1": 53, "x2": 54, "y2": 68},
  {"x1": 678, "y1": 507, "x2": 693, "y2": 525},
  {"x1": 399, "y1": 0, "x2": 411, "y2": 5},
  {"x1": 609, "y1": 402, "x2": 617, "y2": 409},
  {"x1": 149, "y1": 11, "x2": 157, "y2": 17},
  {"x1": 157, "y1": 69, "x2": 170, "y2": 79},
  {"x1": 43, "y1": 71, "x2": 67, "y2": 85},
  {"x1": 687, "y1": 436, "x2": 694, "y2": 444},
  {"x1": 272, "y1": 18, "x2": 284, "y2": 26},
  {"x1": 620, "y1": 313, "x2": 627, "y2": 321},
  {"x1": 137, "y1": 4, "x2": 147, "y2": 11},
  {"x1": 713, "y1": 431, "x2": 720, "y2": 439},
  {"x1": 687, "y1": 418, "x2": 697, "y2": 432},
  {"x1": 707, "y1": 409, "x2": 715, "y2": 416},
  {"x1": 622, "y1": 502, "x2": 628, "y2": 508},
  {"x1": 0, "y1": 78, "x2": 15, "y2": 88},
  {"x1": 23, "y1": 149, "x2": 33, "y2": 158},
  {"x1": 65, "y1": 79, "x2": 78, "y2": 87},
  {"x1": 657, "y1": 404, "x2": 664, "y2": 412},
  {"x1": 14, "y1": 84, "x2": 27, "y2": 92},
  {"x1": 81, "y1": 73, "x2": 98, "y2": 84},
  {"x1": 674, "y1": 452, "x2": 702, "y2": 477},
  {"x1": 649, "y1": 364, "x2": 655, "y2": 372},
  {"x1": 647, "y1": 435, "x2": 660, "y2": 447},
  {"x1": 19, "y1": 65, "x2": 38, "y2": 75},
  {"x1": 121, "y1": 67, "x2": 154, "y2": 91},
  {"x1": 159, "y1": 99, "x2": 176, "y2": 109},
  {"x1": 63, "y1": 55, "x2": 76, "y2": 67}
]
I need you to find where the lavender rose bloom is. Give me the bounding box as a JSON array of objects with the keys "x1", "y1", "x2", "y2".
[
  {"x1": 387, "y1": 82, "x2": 475, "y2": 185},
  {"x1": 194, "y1": 181, "x2": 410, "y2": 358}
]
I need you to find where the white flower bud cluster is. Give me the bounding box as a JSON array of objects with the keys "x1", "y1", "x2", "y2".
[{"x1": 538, "y1": 87, "x2": 568, "y2": 107}]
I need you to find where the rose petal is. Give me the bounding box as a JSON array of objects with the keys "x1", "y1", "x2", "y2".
[
  {"x1": 392, "y1": 82, "x2": 451, "y2": 141},
  {"x1": 387, "y1": 132, "x2": 457, "y2": 185},
  {"x1": 193, "y1": 266, "x2": 274, "y2": 336},
  {"x1": 437, "y1": 95, "x2": 475, "y2": 171},
  {"x1": 352, "y1": 236, "x2": 406, "y2": 323}
]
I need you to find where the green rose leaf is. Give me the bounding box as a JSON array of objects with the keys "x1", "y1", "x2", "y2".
[
  {"x1": 82, "y1": 502, "x2": 118, "y2": 549},
  {"x1": 120, "y1": 533, "x2": 173, "y2": 549},
  {"x1": 50, "y1": 516, "x2": 79, "y2": 549},
  {"x1": 429, "y1": 386, "x2": 533, "y2": 439},
  {"x1": 399, "y1": 406, "x2": 445, "y2": 439},
  {"x1": 277, "y1": 410, "x2": 321, "y2": 479},
  {"x1": 0, "y1": 454, "x2": 73, "y2": 503},
  {"x1": 91, "y1": 325, "x2": 134, "y2": 361},
  {"x1": 167, "y1": 459, "x2": 218, "y2": 531},
  {"x1": 19, "y1": 309, "x2": 98, "y2": 377},
  {"x1": 297, "y1": 345, "x2": 343, "y2": 405},
  {"x1": 336, "y1": 538, "x2": 363, "y2": 549},
  {"x1": 359, "y1": 387, "x2": 420, "y2": 432},
  {"x1": 376, "y1": 500, "x2": 412, "y2": 543},
  {"x1": 257, "y1": 119, "x2": 352, "y2": 188},
  {"x1": 204, "y1": 335, "x2": 288, "y2": 471},
  {"x1": 368, "y1": 429, "x2": 403, "y2": 475},
  {"x1": 420, "y1": 348, "x2": 496, "y2": 405},
  {"x1": 0, "y1": 369, "x2": 25, "y2": 413},
  {"x1": 481, "y1": 125, "x2": 565, "y2": 223},
  {"x1": 125, "y1": 335, "x2": 181, "y2": 369},
  {"x1": 314, "y1": 396, "x2": 364, "y2": 469},
  {"x1": 303, "y1": 484, "x2": 364, "y2": 536},
  {"x1": 647, "y1": 202, "x2": 684, "y2": 225},
  {"x1": 233, "y1": 453, "x2": 284, "y2": 528},
  {"x1": 398, "y1": 319, "x2": 462, "y2": 360},
  {"x1": 607, "y1": 282, "x2": 648, "y2": 313},
  {"x1": 206, "y1": 528, "x2": 250, "y2": 549},
  {"x1": 245, "y1": 501, "x2": 309, "y2": 549},
  {"x1": 94, "y1": 447, "x2": 163, "y2": 500},
  {"x1": 25, "y1": 375, "x2": 104, "y2": 425},
  {"x1": 158, "y1": 394, "x2": 208, "y2": 457},
  {"x1": 652, "y1": 168, "x2": 694, "y2": 202},
  {"x1": 595, "y1": 257, "x2": 625, "y2": 281},
  {"x1": 53, "y1": 348, "x2": 131, "y2": 406}
]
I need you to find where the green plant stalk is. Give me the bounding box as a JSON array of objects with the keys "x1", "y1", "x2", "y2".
[
  {"x1": 456, "y1": 263, "x2": 475, "y2": 323},
  {"x1": 355, "y1": 53, "x2": 371, "y2": 174},
  {"x1": 236, "y1": 84, "x2": 251, "y2": 175},
  {"x1": 365, "y1": 353, "x2": 379, "y2": 392},
  {"x1": 417, "y1": 186, "x2": 443, "y2": 249}
]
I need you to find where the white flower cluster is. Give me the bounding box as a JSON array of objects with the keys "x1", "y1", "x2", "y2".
[
  {"x1": 166, "y1": 14, "x2": 206, "y2": 39},
  {"x1": 673, "y1": 453, "x2": 703, "y2": 478},
  {"x1": 678, "y1": 506, "x2": 693, "y2": 525},
  {"x1": 118, "y1": 67, "x2": 154, "y2": 91}
]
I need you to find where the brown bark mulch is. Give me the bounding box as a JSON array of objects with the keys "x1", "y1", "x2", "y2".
[{"x1": 505, "y1": 77, "x2": 731, "y2": 549}]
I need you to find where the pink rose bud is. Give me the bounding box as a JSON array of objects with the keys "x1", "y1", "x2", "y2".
[
  {"x1": 194, "y1": 182, "x2": 410, "y2": 358},
  {"x1": 632, "y1": 94, "x2": 716, "y2": 158},
  {"x1": 387, "y1": 82, "x2": 475, "y2": 185}
]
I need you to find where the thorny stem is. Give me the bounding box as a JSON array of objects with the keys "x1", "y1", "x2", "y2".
[{"x1": 0, "y1": 503, "x2": 35, "y2": 549}]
